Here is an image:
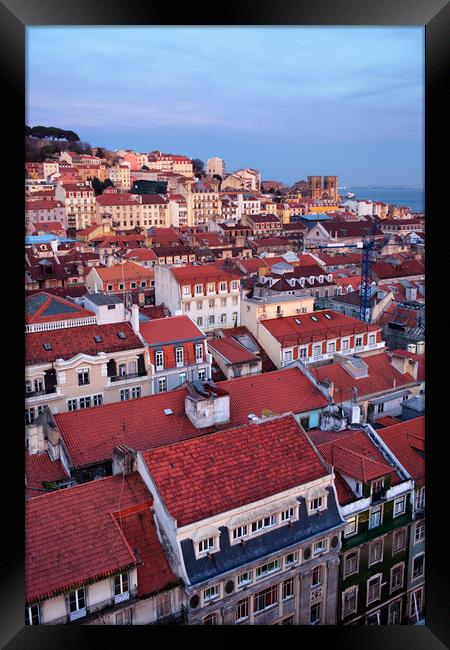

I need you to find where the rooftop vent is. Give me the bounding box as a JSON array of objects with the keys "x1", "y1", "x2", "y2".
[
  {"x1": 294, "y1": 318, "x2": 301, "y2": 325},
  {"x1": 43, "y1": 342, "x2": 52, "y2": 351},
  {"x1": 94, "y1": 335, "x2": 103, "y2": 343},
  {"x1": 117, "y1": 331, "x2": 127, "y2": 340},
  {"x1": 324, "y1": 313, "x2": 332, "y2": 320},
  {"x1": 310, "y1": 315, "x2": 318, "y2": 322},
  {"x1": 164, "y1": 408, "x2": 173, "y2": 416}
]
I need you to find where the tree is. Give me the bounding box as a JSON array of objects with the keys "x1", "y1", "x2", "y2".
[
  {"x1": 88, "y1": 177, "x2": 115, "y2": 195},
  {"x1": 192, "y1": 159, "x2": 205, "y2": 175}
]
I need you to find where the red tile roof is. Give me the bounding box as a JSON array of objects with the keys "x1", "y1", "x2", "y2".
[
  {"x1": 141, "y1": 414, "x2": 329, "y2": 526},
  {"x1": 26, "y1": 322, "x2": 143, "y2": 365},
  {"x1": 376, "y1": 416, "x2": 425, "y2": 485},
  {"x1": 94, "y1": 262, "x2": 154, "y2": 282},
  {"x1": 207, "y1": 336, "x2": 259, "y2": 364},
  {"x1": 123, "y1": 248, "x2": 158, "y2": 262},
  {"x1": 26, "y1": 473, "x2": 148, "y2": 603},
  {"x1": 25, "y1": 451, "x2": 69, "y2": 498},
  {"x1": 170, "y1": 262, "x2": 241, "y2": 285},
  {"x1": 314, "y1": 351, "x2": 422, "y2": 402},
  {"x1": 311, "y1": 428, "x2": 401, "y2": 486},
  {"x1": 261, "y1": 310, "x2": 379, "y2": 346},
  {"x1": 333, "y1": 472, "x2": 356, "y2": 506},
  {"x1": 54, "y1": 367, "x2": 328, "y2": 469},
  {"x1": 376, "y1": 416, "x2": 401, "y2": 427},
  {"x1": 140, "y1": 315, "x2": 205, "y2": 346},
  {"x1": 372, "y1": 259, "x2": 425, "y2": 281}
]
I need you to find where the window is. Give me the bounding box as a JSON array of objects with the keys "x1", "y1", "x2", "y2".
[
  {"x1": 197, "y1": 317, "x2": 203, "y2": 326},
  {"x1": 183, "y1": 286, "x2": 191, "y2": 296},
  {"x1": 155, "y1": 350, "x2": 164, "y2": 370},
  {"x1": 369, "y1": 505, "x2": 383, "y2": 529},
  {"x1": 140, "y1": 281, "x2": 146, "y2": 288},
  {"x1": 285, "y1": 552, "x2": 298, "y2": 567},
  {"x1": 203, "y1": 585, "x2": 219, "y2": 603},
  {"x1": 203, "y1": 612, "x2": 218, "y2": 625},
  {"x1": 341, "y1": 339, "x2": 349, "y2": 351},
  {"x1": 208, "y1": 283, "x2": 215, "y2": 293},
  {"x1": 388, "y1": 600, "x2": 402, "y2": 625},
  {"x1": 198, "y1": 368, "x2": 206, "y2": 381},
  {"x1": 393, "y1": 528, "x2": 406, "y2": 554},
  {"x1": 281, "y1": 507, "x2": 296, "y2": 522},
  {"x1": 114, "y1": 572, "x2": 129, "y2": 597},
  {"x1": 175, "y1": 347, "x2": 184, "y2": 365},
  {"x1": 251, "y1": 515, "x2": 276, "y2": 533},
  {"x1": 119, "y1": 283, "x2": 125, "y2": 290},
  {"x1": 369, "y1": 334, "x2": 376, "y2": 345},
  {"x1": 390, "y1": 563, "x2": 404, "y2": 592},
  {"x1": 131, "y1": 386, "x2": 141, "y2": 399},
  {"x1": 415, "y1": 522, "x2": 425, "y2": 543},
  {"x1": 237, "y1": 571, "x2": 252, "y2": 587},
  {"x1": 69, "y1": 587, "x2": 86, "y2": 619},
  {"x1": 198, "y1": 537, "x2": 215, "y2": 554},
  {"x1": 195, "y1": 284, "x2": 203, "y2": 294},
  {"x1": 25, "y1": 408, "x2": 35, "y2": 425},
  {"x1": 115, "y1": 609, "x2": 131, "y2": 625},
  {"x1": 209, "y1": 299, "x2": 215, "y2": 308},
  {"x1": 311, "y1": 496, "x2": 323, "y2": 511},
  {"x1": 184, "y1": 302, "x2": 190, "y2": 312},
  {"x1": 253, "y1": 584, "x2": 279, "y2": 613},
  {"x1": 25, "y1": 604, "x2": 40, "y2": 625},
  {"x1": 328, "y1": 341, "x2": 336, "y2": 353},
  {"x1": 311, "y1": 565, "x2": 323, "y2": 587},
  {"x1": 415, "y1": 487, "x2": 425, "y2": 511},
  {"x1": 256, "y1": 559, "x2": 280, "y2": 579},
  {"x1": 232, "y1": 281, "x2": 239, "y2": 290},
  {"x1": 79, "y1": 396, "x2": 91, "y2": 409},
  {"x1": 220, "y1": 298, "x2": 227, "y2": 307},
  {"x1": 281, "y1": 615, "x2": 294, "y2": 625},
  {"x1": 156, "y1": 592, "x2": 172, "y2": 619},
  {"x1": 195, "y1": 344, "x2": 203, "y2": 362},
  {"x1": 283, "y1": 350, "x2": 293, "y2": 364},
  {"x1": 310, "y1": 602, "x2": 321, "y2": 625},
  {"x1": 367, "y1": 575, "x2": 382, "y2": 605},
  {"x1": 313, "y1": 539, "x2": 327, "y2": 556},
  {"x1": 355, "y1": 336, "x2": 363, "y2": 347},
  {"x1": 342, "y1": 587, "x2": 358, "y2": 618},
  {"x1": 209, "y1": 315, "x2": 215, "y2": 325},
  {"x1": 107, "y1": 284, "x2": 113, "y2": 292},
  {"x1": 236, "y1": 597, "x2": 249, "y2": 622},
  {"x1": 344, "y1": 551, "x2": 359, "y2": 578},
  {"x1": 196, "y1": 301, "x2": 203, "y2": 310},
  {"x1": 78, "y1": 369, "x2": 90, "y2": 386},
  {"x1": 369, "y1": 540, "x2": 383, "y2": 566},
  {"x1": 232, "y1": 525, "x2": 248, "y2": 540},
  {"x1": 410, "y1": 588, "x2": 424, "y2": 621},
  {"x1": 220, "y1": 282, "x2": 227, "y2": 291},
  {"x1": 282, "y1": 577, "x2": 294, "y2": 600},
  {"x1": 158, "y1": 377, "x2": 167, "y2": 393},
  {"x1": 120, "y1": 389, "x2": 130, "y2": 401},
  {"x1": 178, "y1": 372, "x2": 186, "y2": 385},
  {"x1": 299, "y1": 347, "x2": 307, "y2": 359},
  {"x1": 220, "y1": 313, "x2": 226, "y2": 324},
  {"x1": 413, "y1": 554, "x2": 424, "y2": 579}
]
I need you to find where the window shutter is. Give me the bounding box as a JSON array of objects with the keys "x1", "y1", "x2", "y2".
[{"x1": 107, "y1": 359, "x2": 117, "y2": 377}]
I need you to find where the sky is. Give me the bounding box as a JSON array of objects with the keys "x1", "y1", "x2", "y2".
[{"x1": 27, "y1": 27, "x2": 424, "y2": 187}]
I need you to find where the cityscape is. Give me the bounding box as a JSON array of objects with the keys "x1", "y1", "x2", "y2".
[{"x1": 25, "y1": 27, "x2": 425, "y2": 627}]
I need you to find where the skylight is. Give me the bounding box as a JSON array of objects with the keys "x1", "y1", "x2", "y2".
[
  {"x1": 324, "y1": 313, "x2": 332, "y2": 320},
  {"x1": 43, "y1": 342, "x2": 52, "y2": 351},
  {"x1": 294, "y1": 319, "x2": 301, "y2": 325},
  {"x1": 117, "y1": 331, "x2": 127, "y2": 340},
  {"x1": 94, "y1": 335, "x2": 103, "y2": 343},
  {"x1": 310, "y1": 315, "x2": 318, "y2": 322}
]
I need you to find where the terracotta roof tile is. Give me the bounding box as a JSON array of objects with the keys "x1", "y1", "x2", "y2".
[
  {"x1": 207, "y1": 336, "x2": 259, "y2": 364},
  {"x1": 377, "y1": 416, "x2": 425, "y2": 484},
  {"x1": 141, "y1": 414, "x2": 328, "y2": 525},
  {"x1": 140, "y1": 315, "x2": 204, "y2": 346}
]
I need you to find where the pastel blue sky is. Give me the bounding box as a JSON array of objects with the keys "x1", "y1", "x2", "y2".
[{"x1": 27, "y1": 27, "x2": 424, "y2": 186}]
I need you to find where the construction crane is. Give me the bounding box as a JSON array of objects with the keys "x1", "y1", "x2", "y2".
[{"x1": 311, "y1": 220, "x2": 407, "y2": 323}]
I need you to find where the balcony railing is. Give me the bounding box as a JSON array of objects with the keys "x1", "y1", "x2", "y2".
[
  {"x1": 110, "y1": 371, "x2": 147, "y2": 383},
  {"x1": 25, "y1": 387, "x2": 57, "y2": 399},
  {"x1": 43, "y1": 589, "x2": 138, "y2": 625}
]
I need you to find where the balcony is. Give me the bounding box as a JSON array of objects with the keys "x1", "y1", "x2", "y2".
[
  {"x1": 43, "y1": 589, "x2": 138, "y2": 625},
  {"x1": 25, "y1": 387, "x2": 57, "y2": 398},
  {"x1": 109, "y1": 371, "x2": 147, "y2": 383}
]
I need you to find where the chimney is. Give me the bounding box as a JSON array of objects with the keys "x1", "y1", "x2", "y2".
[
  {"x1": 130, "y1": 304, "x2": 140, "y2": 334},
  {"x1": 185, "y1": 381, "x2": 230, "y2": 429}
]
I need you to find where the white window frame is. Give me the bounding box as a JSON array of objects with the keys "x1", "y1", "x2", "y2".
[
  {"x1": 312, "y1": 538, "x2": 328, "y2": 557},
  {"x1": 368, "y1": 538, "x2": 384, "y2": 567},
  {"x1": 311, "y1": 565, "x2": 323, "y2": 587},
  {"x1": 390, "y1": 562, "x2": 404, "y2": 593},
  {"x1": 415, "y1": 487, "x2": 425, "y2": 511},
  {"x1": 158, "y1": 376, "x2": 167, "y2": 393},
  {"x1": 369, "y1": 334, "x2": 376, "y2": 345},
  {"x1": 255, "y1": 559, "x2": 280, "y2": 580},
  {"x1": 366, "y1": 574, "x2": 382, "y2": 606},
  {"x1": 284, "y1": 551, "x2": 299, "y2": 567},
  {"x1": 26, "y1": 603, "x2": 40, "y2": 625},
  {"x1": 203, "y1": 584, "x2": 220, "y2": 604},
  {"x1": 281, "y1": 507, "x2": 297, "y2": 522},
  {"x1": 414, "y1": 521, "x2": 425, "y2": 544},
  {"x1": 392, "y1": 528, "x2": 406, "y2": 555},
  {"x1": 195, "y1": 284, "x2": 203, "y2": 294},
  {"x1": 232, "y1": 525, "x2": 248, "y2": 541},
  {"x1": 412, "y1": 553, "x2": 425, "y2": 580},
  {"x1": 236, "y1": 597, "x2": 249, "y2": 622},
  {"x1": 195, "y1": 344, "x2": 204, "y2": 362},
  {"x1": 237, "y1": 571, "x2": 253, "y2": 588},
  {"x1": 369, "y1": 504, "x2": 383, "y2": 530},
  {"x1": 182, "y1": 285, "x2": 191, "y2": 296},
  {"x1": 175, "y1": 347, "x2": 184, "y2": 366},
  {"x1": 68, "y1": 586, "x2": 86, "y2": 620},
  {"x1": 342, "y1": 585, "x2": 358, "y2": 619},
  {"x1": 198, "y1": 537, "x2": 216, "y2": 556},
  {"x1": 341, "y1": 338, "x2": 350, "y2": 351},
  {"x1": 343, "y1": 549, "x2": 360, "y2": 578},
  {"x1": 393, "y1": 495, "x2": 406, "y2": 518}
]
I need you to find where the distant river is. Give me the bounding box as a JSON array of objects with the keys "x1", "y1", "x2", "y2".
[{"x1": 343, "y1": 187, "x2": 424, "y2": 213}]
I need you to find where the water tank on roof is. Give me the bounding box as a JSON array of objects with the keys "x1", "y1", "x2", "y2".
[{"x1": 407, "y1": 343, "x2": 417, "y2": 354}]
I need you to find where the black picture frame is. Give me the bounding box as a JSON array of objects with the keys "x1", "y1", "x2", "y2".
[{"x1": 1, "y1": 1, "x2": 448, "y2": 647}]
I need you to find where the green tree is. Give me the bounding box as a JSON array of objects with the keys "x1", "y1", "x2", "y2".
[{"x1": 192, "y1": 159, "x2": 205, "y2": 175}]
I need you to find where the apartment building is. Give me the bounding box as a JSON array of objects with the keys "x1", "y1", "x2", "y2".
[
  {"x1": 25, "y1": 200, "x2": 67, "y2": 229},
  {"x1": 108, "y1": 163, "x2": 131, "y2": 190},
  {"x1": 155, "y1": 262, "x2": 241, "y2": 332},
  {"x1": 309, "y1": 425, "x2": 414, "y2": 625},
  {"x1": 139, "y1": 315, "x2": 212, "y2": 393},
  {"x1": 188, "y1": 181, "x2": 221, "y2": 225},
  {"x1": 55, "y1": 182, "x2": 96, "y2": 231},
  {"x1": 377, "y1": 417, "x2": 425, "y2": 624},
  {"x1": 206, "y1": 157, "x2": 225, "y2": 178},
  {"x1": 138, "y1": 412, "x2": 346, "y2": 625},
  {"x1": 25, "y1": 292, "x2": 149, "y2": 426},
  {"x1": 85, "y1": 262, "x2": 155, "y2": 296},
  {"x1": 25, "y1": 471, "x2": 184, "y2": 625},
  {"x1": 249, "y1": 310, "x2": 385, "y2": 369}
]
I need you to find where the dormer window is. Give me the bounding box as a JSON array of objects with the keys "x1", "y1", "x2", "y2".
[
  {"x1": 251, "y1": 515, "x2": 277, "y2": 533},
  {"x1": 312, "y1": 538, "x2": 328, "y2": 556},
  {"x1": 311, "y1": 496, "x2": 323, "y2": 511},
  {"x1": 183, "y1": 285, "x2": 191, "y2": 296},
  {"x1": 195, "y1": 284, "x2": 203, "y2": 294},
  {"x1": 198, "y1": 537, "x2": 215, "y2": 554},
  {"x1": 281, "y1": 507, "x2": 296, "y2": 522},
  {"x1": 232, "y1": 525, "x2": 248, "y2": 541}
]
